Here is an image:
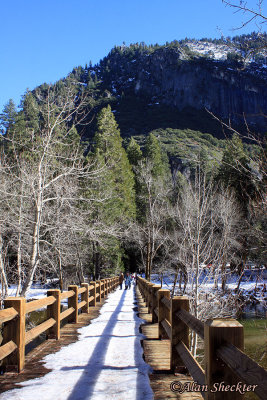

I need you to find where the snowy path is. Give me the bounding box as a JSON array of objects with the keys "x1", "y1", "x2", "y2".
[{"x1": 0, "y1": 286, "x2": 154, "y2": 400}]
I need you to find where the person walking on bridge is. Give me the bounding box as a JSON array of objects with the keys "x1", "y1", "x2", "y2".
[
  {"x1": 124, "y1": 272, "x2": 132, "y2": 290},
  {"x1": 119, "y1": 272, "x2": 124, "y2": 289}
]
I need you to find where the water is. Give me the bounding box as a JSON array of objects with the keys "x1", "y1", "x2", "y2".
[{"x1": 240, "y1": 318, "x2": 267, "y2": 400}]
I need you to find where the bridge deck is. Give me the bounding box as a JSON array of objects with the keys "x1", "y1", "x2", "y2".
[
  {"x1": 0, "y1": 286, "x2": 203, "y2": 399},
  {"x1": 136, "y1": 287, "x2": 202, "y2": 399},
  {"x1": 0, "y1": 287, "x2": 154, "y2": 400}
]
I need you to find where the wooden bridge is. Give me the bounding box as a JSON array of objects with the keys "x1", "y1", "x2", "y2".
[
  {"x1": 0, "y1": 276, "x2": 266, "y2": 399},
  {"x1": 137, "y1": 277, "x2": 267, "y2": 400}
]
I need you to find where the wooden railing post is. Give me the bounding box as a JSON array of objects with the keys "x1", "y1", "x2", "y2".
[
  {"x1": 96, "y1": 280, "x2": 101, "y2": 302},
  {"x1": 100, "y1": 279, "x2": 105, "y2": 299},
  {"x1": 171, "y1": 296, "x2": 190, "y2": 372},
  {"x1": 68, "y1": 285, "x2": 78, "y2": 323},
  {"x1": 204, "y1": 319, "x2": 244, "y2": 400},
  {"x1": 81, "y1": 283, "x2": 89, "y2": 313},
  {"x1": 147, "y1": 282, "x2": 154, "y2": 314},
  {"x1": 104, "y1": 279, "x2": 108, "y2": 296},
  {"x1": 158, "y1": 289, "x2": 170, "y2": 339},
  {"x1": 47, "y1": 289, "x2": 61, "y2": 340},
  {"x1": 3, "y1": 297, "x2": 26, "y2": 372},
  {"x1": 90, "y1": 281, "x2": 96, "y2": 306},
  {"x1": 151, "y1": 284, "x2": 161, "y2": 323}
]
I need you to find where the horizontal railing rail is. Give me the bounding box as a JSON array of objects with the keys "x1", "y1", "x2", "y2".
[
  {"x1": 25, "y1": 296, "x2": 56, "y2": 314},
  {"x1": 137, "y1": 276, "x2": 267, "y2": 400},
  {"x1": 175, "y1": 308, "x2": 204, "y2": 339},
  {"x1": 216, "y1": 342, "x2": 267, "y2": 399},
  {"x1": 0, "y1": 276, "x2": 119, "y2": 373},
  {"x1": 0, "y1": 307, "x2": 18, "y2": 325}
]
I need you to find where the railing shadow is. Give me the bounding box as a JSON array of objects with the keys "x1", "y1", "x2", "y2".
[{"x1": 65, "y1": 287, "x2": 153, "y2": 400}]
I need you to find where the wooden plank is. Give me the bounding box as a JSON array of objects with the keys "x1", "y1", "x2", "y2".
[
  {"x1": 141, "y1": 323, "x2": 159, "y2": 339},
  {"x1": 138, "y1": 313, "x2": 152, "y2": 323},
  {"x1": 217, "y1": 343, "x2": 267, "y2": 400},
  {"x1": 77, "y1": 300, "x2": 86, "y2": 310},
  {"x1": 88, "y1": 296, "x2": 94, "y2": 303},
  {"x1": 88, "y1": 285, "x2": 94, "y2": 291},
  {"x1": 161, "y1": 318, "x2": 171, "y2": 339},
  {"x1": 0, "y1": 341, "x2": 17, "y2": 361},
  {"x1": 78, "y1": 287, "x2": 86, "y2": 295},
  {"x1": 95, "y1": 293, "x2": 100, "y2": 298},
  {"x1": 95, "y1": 283, "x2": 99, "y2": 288},
  {"x1": 176, "y1": 341, "x2": 205, "y2": 386},
  {"x1": 161, "y1": 296, "x2": 171, "y2": 311},
  {"x1": 25, "y1": 296, "x2": 56, "y2": 314},
  {"x1": 60, "y1": 290, "x2": 75, "y2": 300},
  {"x1": 0, "y1": 308, "x2": 18, "y2": 324},
  {"x1": 60, "y1": 307, "x2": 74, "y2": 321},
  {"x1": 25, "y1": 318, "x2": 56, "y2": 345},
  {"x1": 143, "y1": 340, "x2": 171, "y2": 370},
  {"x1": 154, "y1": 307, "x2": 159, "y2": 318},
  {"x1": 176, "y1": 309, "x2": 204, "y2": 340}
]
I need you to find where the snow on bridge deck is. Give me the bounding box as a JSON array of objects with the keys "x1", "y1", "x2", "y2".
[{"x1": 0, "y1": 287, "x2": 153, "y2": 400}]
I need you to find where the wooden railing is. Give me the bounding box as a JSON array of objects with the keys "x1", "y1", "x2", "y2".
[
  {"x1": 0, "y1": 277, "x2": 119, "y2": 372},
  {"x1": 137, "y1": 276, "x2": 267, "y2": 400}
]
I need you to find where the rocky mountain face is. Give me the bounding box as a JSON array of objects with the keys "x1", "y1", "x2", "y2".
[
  {"x1": 138, "y1": 51, "x2": 265, "y2": 124},
  {"x1": 94, "y1": 45, "x2": 267, "y2": 135}
]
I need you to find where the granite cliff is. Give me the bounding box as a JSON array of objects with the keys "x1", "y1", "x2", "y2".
[{"x1": 93, "y1": 44, "x2": 266, "y2": 136}]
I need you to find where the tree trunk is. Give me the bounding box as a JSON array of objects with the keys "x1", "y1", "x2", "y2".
[
  {"x1": 21, "y1": 191, "x2": 42, "y2": 296},
  {"x1": 171, "y1": 268, "x2": 179, "y2": 296},
  {"x1": 76, "y1": 244, "x2": 85, "y2": 283},
  {"x1": 0, "y1": 232, "x2": 8, "y2": 297},
  {"x1": 145, "y1": 241, "x2": 151, "y2": 281}
]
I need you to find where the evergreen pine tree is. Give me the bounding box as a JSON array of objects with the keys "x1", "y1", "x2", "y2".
[
  {"x1": 144, "y1": 132, "x2": 170, "y2": 178},
  {"x1": 216, "y1": 133, "x2": 257, "y2": 213},
  {"x1": 20, "y1": 90, "x2": 40, "y2": 132},
  {"x1": 126, "y1": 137, "x2": 142, "y2": 166},
  {"x1": 93, "y1": 105, "x2": 136, "y2": 221},
  {"x1": 0, "y1": 99, "x2": 17, "y2": 134}
]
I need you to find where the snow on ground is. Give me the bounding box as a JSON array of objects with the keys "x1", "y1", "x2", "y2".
[
  {"x1": 8, "y1": 284, "x2": 48, "y2": 300},
  {"x1": 0, "y1": 286, "x2": 153, "y2": 400},
  {"x1": 150, "y1": 270, "x2": 267, "y2": 306}
]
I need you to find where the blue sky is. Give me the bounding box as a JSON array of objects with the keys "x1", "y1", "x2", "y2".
[{"x1": 1, "y1": 0, "x2": 265, "y2": 112}]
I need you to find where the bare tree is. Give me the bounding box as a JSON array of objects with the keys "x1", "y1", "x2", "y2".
[
  {"x1": 222, "y1": 0, "x2": 267, "y2": 29},
  {"x1": 130, "y1": 161, "x2": 171, "y2": 280},
  {"x1": 170, "y1": 170, "x2": 243, "y2": 355}
]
